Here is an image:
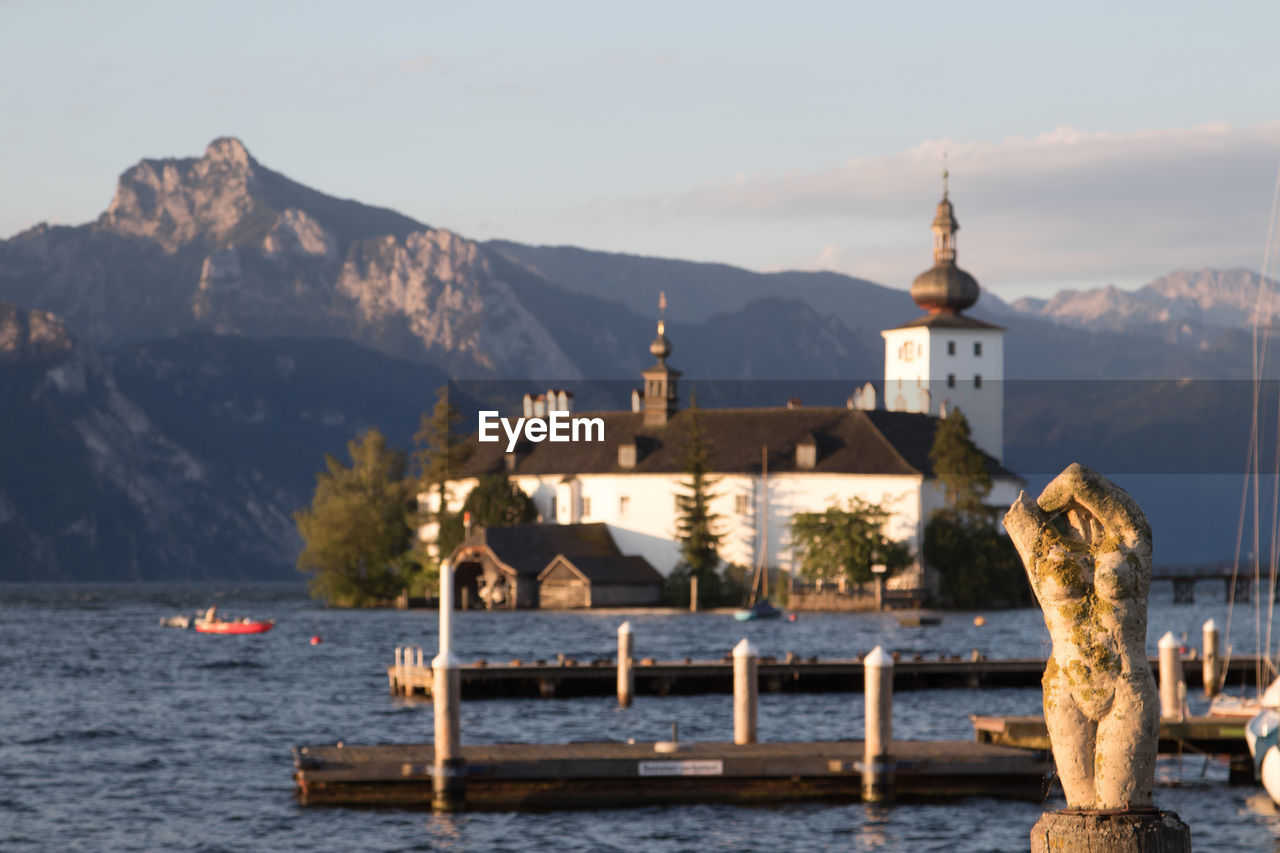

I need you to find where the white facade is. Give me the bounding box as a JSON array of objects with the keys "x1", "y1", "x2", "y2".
[
  {"x1": 882, "y1": 324, "x2": 1005, "y2": 462},
  {"x1": 433, "y1": 469, "x2": 1021, "y2": 593}
]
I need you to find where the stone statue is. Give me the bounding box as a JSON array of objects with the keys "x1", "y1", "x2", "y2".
[{"x1": 1004, "y1": 463, "x2": 1159, "y2": 810}]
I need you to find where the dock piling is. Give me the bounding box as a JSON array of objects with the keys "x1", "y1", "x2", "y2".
[
  {"x1": 1202, "y1": 618, "x2": 1221, "y2": 698},
  {"x1": 432, "y1": 560, "x2": 465, "y2": 810},
  {"x1": 617, "y1": 621, "x2": 634, "y2": 707},
  {"x1": 863, "y1": 644, "x2": 894, "y2": 802},
  {"x1": 1158, "y1": 631, "x2": 1185, "y2": 719},
  {"x1": 733, "y1": 638, "x2": 758, "y2": 745}
]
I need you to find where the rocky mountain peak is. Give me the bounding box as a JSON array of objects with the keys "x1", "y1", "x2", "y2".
[
  {"x1": 99, "y1": 137, "x2": 266, "y2": 252},
  {"x1": 1009, "y1": 267, "x2": 1278, "y2": 344},
  {"x1": 203, "y1": 136, "x2": 254, "y2": 169}
]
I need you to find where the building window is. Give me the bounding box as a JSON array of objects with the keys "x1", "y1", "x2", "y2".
[
  {"x1": 581, "y1": 496, "x2": 591, "y2": 518},
  {"x1": 619, "y1": 495, "x2": 630, "y2": 515},
  {"x1": 947, "y1": 341, "x2": 956, "y2": 355},
  {"x1": 735, "y1": 494, "x2": 749, "y2": 515},
  {"x1": 549, "y1": 495, "x2": 557, "y2": 517},
  {"x1": 674, "y1": 494, "x2": 682, "y2": 512},
  {"x1": 947, "y1": 374, "x2": 956, "y2": 388},
  {"x1": 974, "y1": 374, "x2": 983, "y2": 388},
  {"x1": 974, "y1": 341, "x2": 983, "y2": 356}
]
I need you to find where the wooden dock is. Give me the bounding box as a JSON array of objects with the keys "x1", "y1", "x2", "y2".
[
  {"x1": 971, "y1": 714, "x2": 1256, "y2": 782},
  {"x1": 387, "y1": 653, "x2": 1269, "y2": 700},
  {"x1": 293, "y1": 739, "x2": 1052, "y2": 808}
]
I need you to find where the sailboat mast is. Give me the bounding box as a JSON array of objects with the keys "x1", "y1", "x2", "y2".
[{"x1": 762, "y1": 445, "x2": 769, "y2": 600}]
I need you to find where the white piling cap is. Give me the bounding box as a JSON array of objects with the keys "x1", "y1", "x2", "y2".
[
  {"x1": 432, "y1": 651, "x2": 461, "y2": 669},
  {"x1": 1158, "y1": 631, "x2": 1178, "y2": 649},
  {"x1": 440, "y1": 559, "x2": 452, "y2": 573},
  {"x1": 865, "y1": 645, "x2": 894, "y2": 668},
  {"x1": 732, "y1": 638, "x2": 758, "y2": 658},
  {"x1": 618, "y1": 620, "x2": 632, "y2": 634},
  {"x1": 1203, "y1": 618, "x2": 1217, "y2": 632}
]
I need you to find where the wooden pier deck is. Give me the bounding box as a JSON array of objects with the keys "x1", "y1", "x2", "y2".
[
  {"x1": 293, "y1": 739, "x2": 1052, "y2": 809},
  {"x1": 971, "y1": 714, "x2": 1250, "y2": 756},
  {"x1": 972, "y1": 714, "x2": 1256, "y2": 782},
  {"x1": 387, "y1": 654, "x2": 1269, "y2": 699}
]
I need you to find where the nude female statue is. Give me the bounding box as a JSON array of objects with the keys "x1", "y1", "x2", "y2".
[{"x1": 1004, "y1": 463, "x2": 1159, "y2": 810}]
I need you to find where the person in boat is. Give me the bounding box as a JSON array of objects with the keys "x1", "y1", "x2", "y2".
[
  {"x1": 203, "y1": 605, "x2": 219, "y2": 623},
  {"x1": 1004, "y1": 463, "x2": 1159, "y2": 811}
]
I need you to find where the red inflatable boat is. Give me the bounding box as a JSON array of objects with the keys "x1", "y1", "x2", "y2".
[{"x1": 194, "y1": 618, "x2": 274, "y2": 635}]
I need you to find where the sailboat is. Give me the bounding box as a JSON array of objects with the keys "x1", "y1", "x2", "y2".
[
  {"x1": 1226, "y1": 163, "x2": 1280, "y2": 803},
  {"x1": 736, "y1": 446, "x2": 782, "y2": 621}
]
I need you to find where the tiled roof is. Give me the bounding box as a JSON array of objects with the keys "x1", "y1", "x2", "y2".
[
  {"x1": 454, "y1": 407, "x2": 1015, "y2": 480},
  {"x1": 464, "y1": 522, "x2": 619, "y2": 577},
  {"x1": 541, "y1": 554, "x2": 663, "y2": 586}
]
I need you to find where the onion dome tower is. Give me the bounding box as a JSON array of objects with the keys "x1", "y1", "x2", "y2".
[
  {"x1": 909, "y1": 167, "x2": 981, "y2": 314},
  {"x1": 880, "y1": 165, "x2": 1005, "y2": 462}
]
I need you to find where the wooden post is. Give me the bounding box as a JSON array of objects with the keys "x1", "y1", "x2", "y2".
[
  {"x1": 863, "y1": 645, "x2": 894, "y2": 802},
  {"x1": 1158, "y1": 631, "x2": 1184, "y2": 720},
  {"x1": 690, "y1": 574, "x2": 699, "y2": 613},
  {"x1": 617, "y1": 621, "x2": 634, "y2": 708},
  {"x1": 733, "y1": 638, "x2": 758, "y2": 745},
  {"x1": 1203, "y1": 618, "x2": 1221, "y2": 698},
  {"x1": 432, "y1": 560, "x2": 465, "y2": 810},
  {"x1": 1031, "y1": 812, "x2": 1191, "y2": 852}
]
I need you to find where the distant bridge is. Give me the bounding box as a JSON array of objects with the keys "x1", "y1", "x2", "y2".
[{"x1": 1152, "y1": 562, "x2": 1278, "y2": 604}]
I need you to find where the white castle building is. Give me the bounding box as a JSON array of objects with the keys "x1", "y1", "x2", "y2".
[{"x1": 429, "y1": 185, "x2": 1019, "y2": 598}]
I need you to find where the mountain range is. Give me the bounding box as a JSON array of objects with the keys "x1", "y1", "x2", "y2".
[{"x1": 1, "y1": 138, "x2": 1273, "y2": 581}]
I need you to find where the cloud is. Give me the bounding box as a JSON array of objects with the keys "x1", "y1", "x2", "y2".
[{"x1": 591, "y1": 122, "x2": 1280, "y2": 297}]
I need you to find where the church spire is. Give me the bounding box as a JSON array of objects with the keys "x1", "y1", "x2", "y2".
[
  {"x1": 931, "y1": 159, "x2": 958, "y2": 265},
  {"x1": 642, "y1": 291, "x2": 680, "y2": 426}
]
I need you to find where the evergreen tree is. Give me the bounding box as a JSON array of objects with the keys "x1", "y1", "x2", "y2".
[
  {"x1": 411, "y1": 385, "x2": 473, "y2": 570},
  {"x1": 924, "y1": 511, "x2": 1027, "y2": 608},
  {"x1": 674, "y1": 398, "x2": 722, "y2": 603},
  {"x1": 790, "y1": 497, "x2": 913, "y2": 586},
  {"x1": 294, "y1": 428, "x2": 414, "y2": 606},
  {"x1": 924, "y1": 407, "x2": 1030, "y2": 608},
  {"x1": 928, "y1": 407, "x2": 992, "y2": 520},
  {"x1": 461, "y1": 473, "x2": 538, "y2": 528}
]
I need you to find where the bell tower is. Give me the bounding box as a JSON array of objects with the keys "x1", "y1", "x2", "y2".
[{"x1": 881, "y1": 167, "x2": 1006, "y2": 461}]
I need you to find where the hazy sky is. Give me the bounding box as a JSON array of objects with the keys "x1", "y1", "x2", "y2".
[{"x1": 4, "y1": 0, "x2": 1280, "y2": 300}]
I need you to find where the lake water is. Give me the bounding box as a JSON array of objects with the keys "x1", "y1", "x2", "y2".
[{"x1": 3, "y1": 583, "x2": 1279, "y2": 851}]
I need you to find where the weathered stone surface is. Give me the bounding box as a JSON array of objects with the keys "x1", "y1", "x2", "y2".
[
  {"x1": 1030, "y1": 810, "x2": 1191, "y2": 853},
  {"x1": 1005, "y1": 463, "x2": 1160, "y2": 810}
]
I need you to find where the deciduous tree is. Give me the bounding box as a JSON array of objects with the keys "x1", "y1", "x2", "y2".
[
  {"x1": 790, "y1": 498, "x2": 913, "y2": 586},
  {"x1": 294, "y1": 429, "x2": 414, "y2": 606}
]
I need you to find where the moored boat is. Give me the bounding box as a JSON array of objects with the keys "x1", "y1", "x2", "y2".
[
  {"x1": 1247, "y1": 708, "x2": 1280, "y2": 804},
  {"x1": 734, "y1": 445, "x2": 784, "y2": 622},
  {"x1": 734, "y1": 599, "x2": 782, "y2": 621},
  {"x1": 194, "y1": 618, "x2": 274, "y2": 634}
]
